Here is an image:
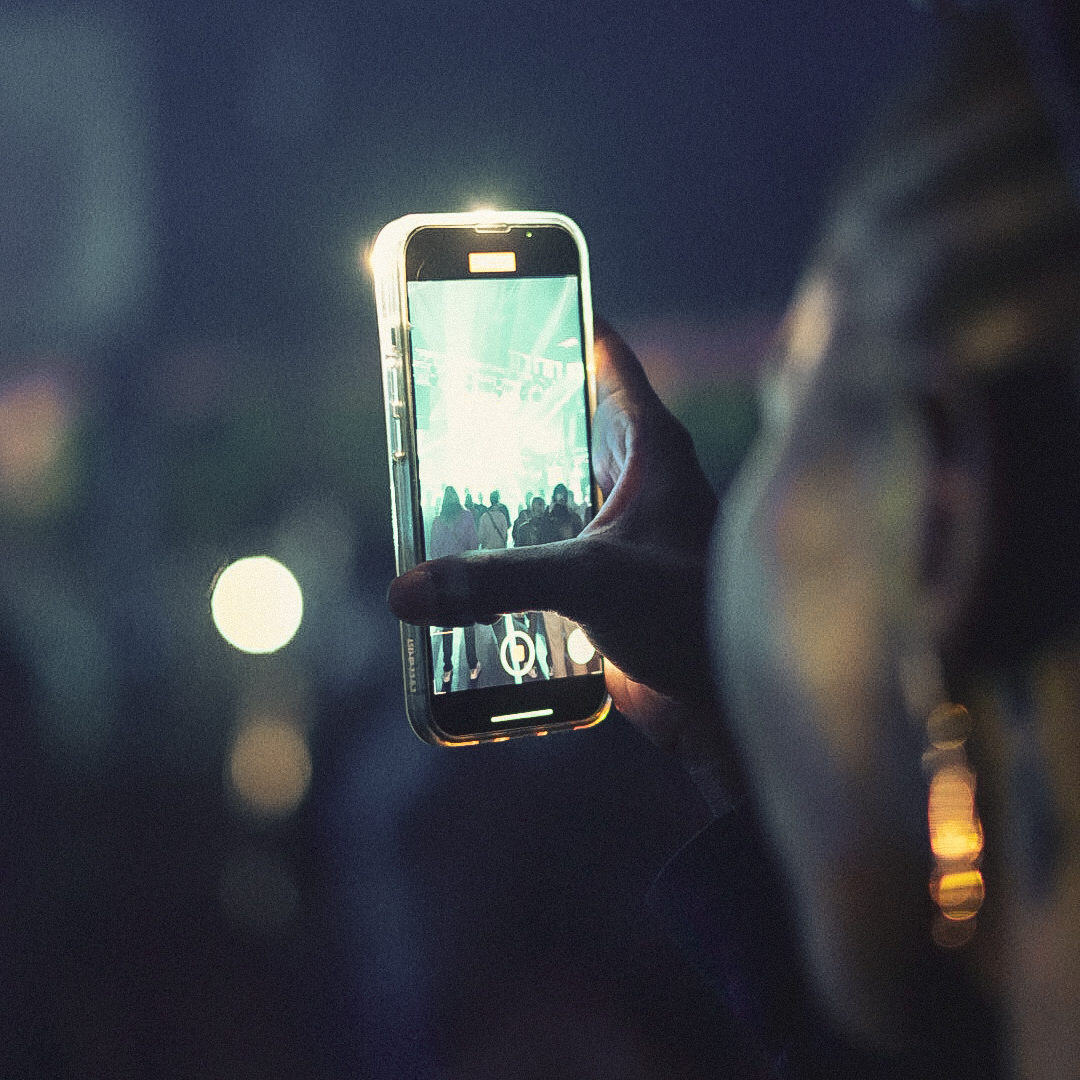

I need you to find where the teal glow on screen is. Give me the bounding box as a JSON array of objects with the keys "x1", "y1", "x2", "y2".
[{"x1": 406, "y1": 275, "x2": 590, "y2": 537}]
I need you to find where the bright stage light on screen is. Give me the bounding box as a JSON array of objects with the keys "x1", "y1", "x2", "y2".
[{"x1": 211, "y1": 555, "x2": 303, "y2": 654}]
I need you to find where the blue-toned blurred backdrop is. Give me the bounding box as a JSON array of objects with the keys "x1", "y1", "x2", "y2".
[{"x1": 0, "y1": 3, "x2": 931, "y2": 1076}]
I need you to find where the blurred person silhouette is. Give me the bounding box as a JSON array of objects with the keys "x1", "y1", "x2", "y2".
[
  {"x1": 512, "y1": 491, "x2": 534, "y2": 542},
  {"x1": 540, "y1": 482, "x2": 583, "y2": 544},
  {"x1": 539, "y1": 484, "x2": 586, "y2": 677},
  {"x1": 391, "y1": 8, "x2": 1080, "y2": 1077},
  {"x1": 570, "y1": 482, "x2": 591, "y2": 527},
  {"x1": 513, "y1": 494, "x2": 548, "y2": 548},
  {"x1": 490, "y1": 489, "x2": 511, "y2": 528},
  {"x1": 428, "y1": 486, "x2": 481, "y2": 688},
  {"x1": 507, "y1": 494, "x2": 552, "y2": 675},
  {"x1": 478, "y1": 489, "x2": 510, "y2": 550},
  {"x1": 464, "y1": 489, "x2": 485, "y2": 527}
]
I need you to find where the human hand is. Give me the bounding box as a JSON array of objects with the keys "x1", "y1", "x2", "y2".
[{"x1": 389, "y1": 320, "x2": 739, "y2": 801}]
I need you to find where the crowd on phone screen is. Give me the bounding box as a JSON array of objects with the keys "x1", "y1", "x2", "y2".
[{"x1": 426, "y1": 483, "x2": 594, "y2": 689}]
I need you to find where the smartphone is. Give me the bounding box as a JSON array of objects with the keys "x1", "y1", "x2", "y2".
[{"x1": 371, "y1": 211, "x2": 611, "y2": 745}]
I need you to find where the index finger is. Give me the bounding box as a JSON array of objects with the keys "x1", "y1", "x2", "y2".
[{"x1": 594, "y1": 317, "x2": 665, "y2": 413}]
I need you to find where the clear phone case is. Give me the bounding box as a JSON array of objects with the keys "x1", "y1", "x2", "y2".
[{"x1": 369, "y1": 211, "x2": 607, "y2": 744}]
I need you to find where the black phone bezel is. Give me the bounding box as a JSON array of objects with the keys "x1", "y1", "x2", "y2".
[
  {"x1": 429, "y1": 666, "x2": 608, "y2": 741},
  {"x1": 405, "y1": 223, "x2": 580, "y2": 282}
]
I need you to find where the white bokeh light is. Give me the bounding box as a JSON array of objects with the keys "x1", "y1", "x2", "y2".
[{"x1": 211, "y1": 555, "x2": 303, "y2": 654}]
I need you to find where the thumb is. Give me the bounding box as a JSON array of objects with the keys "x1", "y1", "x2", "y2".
[{"x1": 387, "y1": 541, "x2": 593, "y2": 627}]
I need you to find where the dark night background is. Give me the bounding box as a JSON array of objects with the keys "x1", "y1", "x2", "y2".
[{"x1": 1, "y1": 2, "x2": 933, "y2": 1077}]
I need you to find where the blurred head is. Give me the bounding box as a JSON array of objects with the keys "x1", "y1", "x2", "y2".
[
  {"x1": 714, "y1": 8, "x2": 1080, "y2": 1053},
  {"x1": 489, "y1": 490, "x2": 500, "y2": 506},
  {"x1": 552, "y1": 483, "x2": 569, "y2": 506},
  {"x1": 441, "y1": 486, "x2": 462, "y2": 518},
  {"x1": 530, "y1": 496, "x2": 546, "y2": 519}
]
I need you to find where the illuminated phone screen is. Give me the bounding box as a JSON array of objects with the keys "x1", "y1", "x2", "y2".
[{"x1": 405, "y1": 270, "x2": 602, "y2": 700}]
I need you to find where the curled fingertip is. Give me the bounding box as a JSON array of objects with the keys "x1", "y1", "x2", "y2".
[
  {"x1": 388, "y1": 558, "x2": 479, "y2": 625},
  {"x1": 387, "y1": 566, "x2": 437, "y2": 623}
]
